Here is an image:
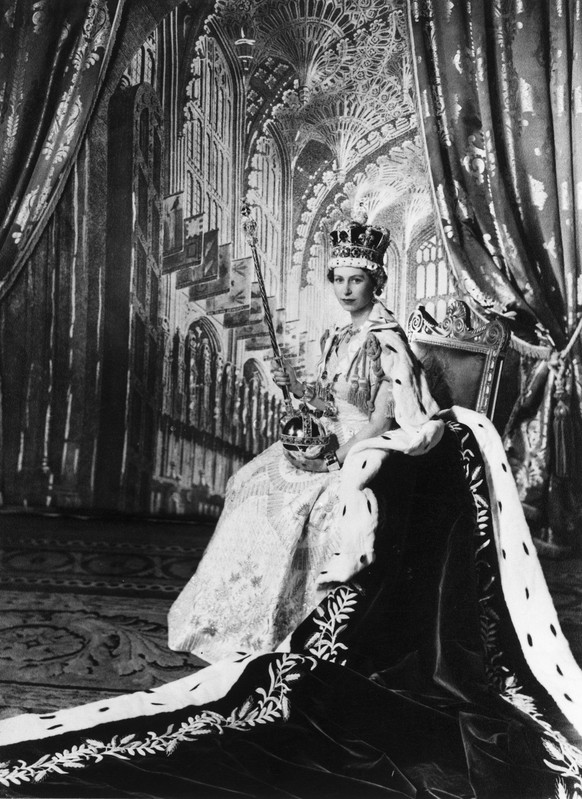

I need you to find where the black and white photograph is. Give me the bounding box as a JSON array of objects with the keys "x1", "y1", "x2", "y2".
[{"x1": 0, "y1": 1, "x2": 581, "y2": 796}]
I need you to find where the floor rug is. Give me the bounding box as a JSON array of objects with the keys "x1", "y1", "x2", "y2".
[
  {"x1": 0, "y1": 512, "x2": 212, "y2": 719},
  {"x1": 1, "y1": 511, "x2": 581, "y2": 721}
]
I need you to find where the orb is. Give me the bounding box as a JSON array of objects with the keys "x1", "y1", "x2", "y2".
[{"x1": 280, "y1": 408, "x2": 331, "y2": 458}]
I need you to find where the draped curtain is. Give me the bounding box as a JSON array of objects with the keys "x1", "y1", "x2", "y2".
[
  {"x1": 0, "y1": 0, "x2": 124, "y2": 297},
  {"x1": 408, "y1": 0, "x2": 582, "y2": 551}
]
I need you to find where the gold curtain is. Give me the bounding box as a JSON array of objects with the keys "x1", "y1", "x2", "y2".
[
  {"x1": 408, "y1": 0, "x2": 582, "y2": 552},
  {"x1": 0, "y1": 0, "x2": 124, "y2": 295}
]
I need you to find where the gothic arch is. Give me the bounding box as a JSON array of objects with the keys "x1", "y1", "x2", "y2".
[
  {"x1": 187, "y1": 316, "x2": 222, "y2": 353},
  {"x1": 407, "y1": 223, "x2": 457, "y2": 322},
  {"x1": 242, "y1": 357, "x2": 268, "y2": 386}
]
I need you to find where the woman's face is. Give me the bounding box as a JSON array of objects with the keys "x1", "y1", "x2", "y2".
[{"x1": 331, "y1": 267, "x2": 375, "y2": 313}]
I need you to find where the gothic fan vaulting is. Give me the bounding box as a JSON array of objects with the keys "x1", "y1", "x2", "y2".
[
  {"x1": 2, "y1": 13, "x2": 582, "y2": 796},
  {"x1": 0, "y1": 0, "x2": 432, "y2": 520},
  {"x1": 0, "y1": 0, "x2": 580, "y2": 554}
]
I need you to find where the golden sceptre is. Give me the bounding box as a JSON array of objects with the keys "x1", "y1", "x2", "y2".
[{"x1": 241, "y1": 201, "x2": 331, "y2": 456}]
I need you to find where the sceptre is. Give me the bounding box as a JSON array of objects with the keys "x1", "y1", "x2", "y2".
[
  {"x1": 241, "y1": 200, "x2": 294, "y2": 416},
  {"x1": 240, "y1": 201, "x2": 331, "y2": 456}
]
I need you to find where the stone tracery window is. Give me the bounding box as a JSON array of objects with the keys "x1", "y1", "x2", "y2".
[
  {"x1": 124, "y1": 32, "x2": 157, "y2": 89},
  {"x1": 413, "y1": 233, "x2": 456, "y2": 321},
  {"x1": 183, "y1": 35, "x2": 234, "y2": 245},
  {"x1": 249, "y1": 135, "x2": 283, "y2": 297}
]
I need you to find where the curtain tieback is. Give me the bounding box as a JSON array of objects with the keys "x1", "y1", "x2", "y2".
[{"x1": 549, "y1": 317, "x2": 582, "y2": 479}]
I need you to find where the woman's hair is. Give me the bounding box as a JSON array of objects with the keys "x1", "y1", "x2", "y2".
[{"x1": 326, "y1": 265, "x2": 387, "y2": 296}]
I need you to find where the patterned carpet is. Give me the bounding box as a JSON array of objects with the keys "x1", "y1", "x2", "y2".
[
  {"x1": 0, "y1": 511, "x2": 581, "y2": 722},
  {"x1": 0, "y1": 512, "x2": 213, "y2": 720}
]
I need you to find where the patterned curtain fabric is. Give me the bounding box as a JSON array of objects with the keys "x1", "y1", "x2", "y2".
[
  {"x1": 0, "y1": 0, "x2": 124, "y2": 293},
  {"x1": 408, "y1": 0, "x2": 582, "y2": 551}
]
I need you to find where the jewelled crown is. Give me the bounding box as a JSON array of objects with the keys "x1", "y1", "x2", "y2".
[{"x1": 329, "y1": 214, "x2": 390, "y2": 271}]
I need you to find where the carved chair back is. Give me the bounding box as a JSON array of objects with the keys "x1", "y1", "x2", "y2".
[{"x1": 407, "y1": 300, "x2": 511, "y2": 422}]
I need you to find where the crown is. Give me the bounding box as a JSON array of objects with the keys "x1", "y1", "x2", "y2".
[{"x1": 328, "y1": 214, "x2": 390, "y2": 270}]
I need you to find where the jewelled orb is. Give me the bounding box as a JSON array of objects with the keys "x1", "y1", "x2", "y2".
[{"x1": 280, "y1": 408, "x2": 331, "y2": 459}]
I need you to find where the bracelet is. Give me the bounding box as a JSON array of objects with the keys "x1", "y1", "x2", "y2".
[{"x1": 323, "y1": 450, "x2": 341, "y2": 471}]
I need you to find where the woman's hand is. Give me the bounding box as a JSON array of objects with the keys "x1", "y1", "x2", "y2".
[
  {"x1": 283, "y1": 448, "x2": 329, "y2": 472},
  {"x1": 271, "y1": 357, "x2": 302, "y2": 397}
]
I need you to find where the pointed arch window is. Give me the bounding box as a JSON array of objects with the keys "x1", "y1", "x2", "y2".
[
  {"x1": 250, "y1": 135, "x2": 283, "y2": 297},
  {"x1": 413, "y1": 234, "x2": 455, "y2": 321},
  {"x1": 143, "y1": 48, "x2": 155, "y2": 86},
  {"x1": 183, "y1": 35, "x2": 235, "y2": 246}
]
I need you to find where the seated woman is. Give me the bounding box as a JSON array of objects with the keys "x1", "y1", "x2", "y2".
[
  {"x1": 1, "y1": 221, "x2": 582, "y2": 799},
  {"x1": 167, "y1": 217, "x2": 438, "y2": 662}
]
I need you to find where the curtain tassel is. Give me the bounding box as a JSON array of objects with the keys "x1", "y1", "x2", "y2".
[
  {"x1": 552, "y1": 364, "x2": 572, "y2": 479},
  {"x1": 553, "y1": 399, "x2": 571, "y2": 479}
]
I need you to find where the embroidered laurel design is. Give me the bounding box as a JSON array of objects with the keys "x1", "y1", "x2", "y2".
[
  {"x1": 500, "y1": 676, "x2": 582, "y2": 797},
  {"x1": 303, "y1": 584, "x2": 359, "y2": 663},
  {"x1": 0, "y1": 654, "x2": 316, "y2": 787},
  {"x1": 449, "y1": 419, "x2": 582, "y2": 797}
]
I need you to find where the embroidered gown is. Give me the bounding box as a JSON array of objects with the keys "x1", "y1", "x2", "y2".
[
  {"x1": 3, "y1": 310, "x2": 582, "y2": 798},
  {"x1": 3, "y1": 411, "x2": 582, "y2": 799},
  {"x1": 167, "y1": 304, "x2": 398, "y2": 662}
]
